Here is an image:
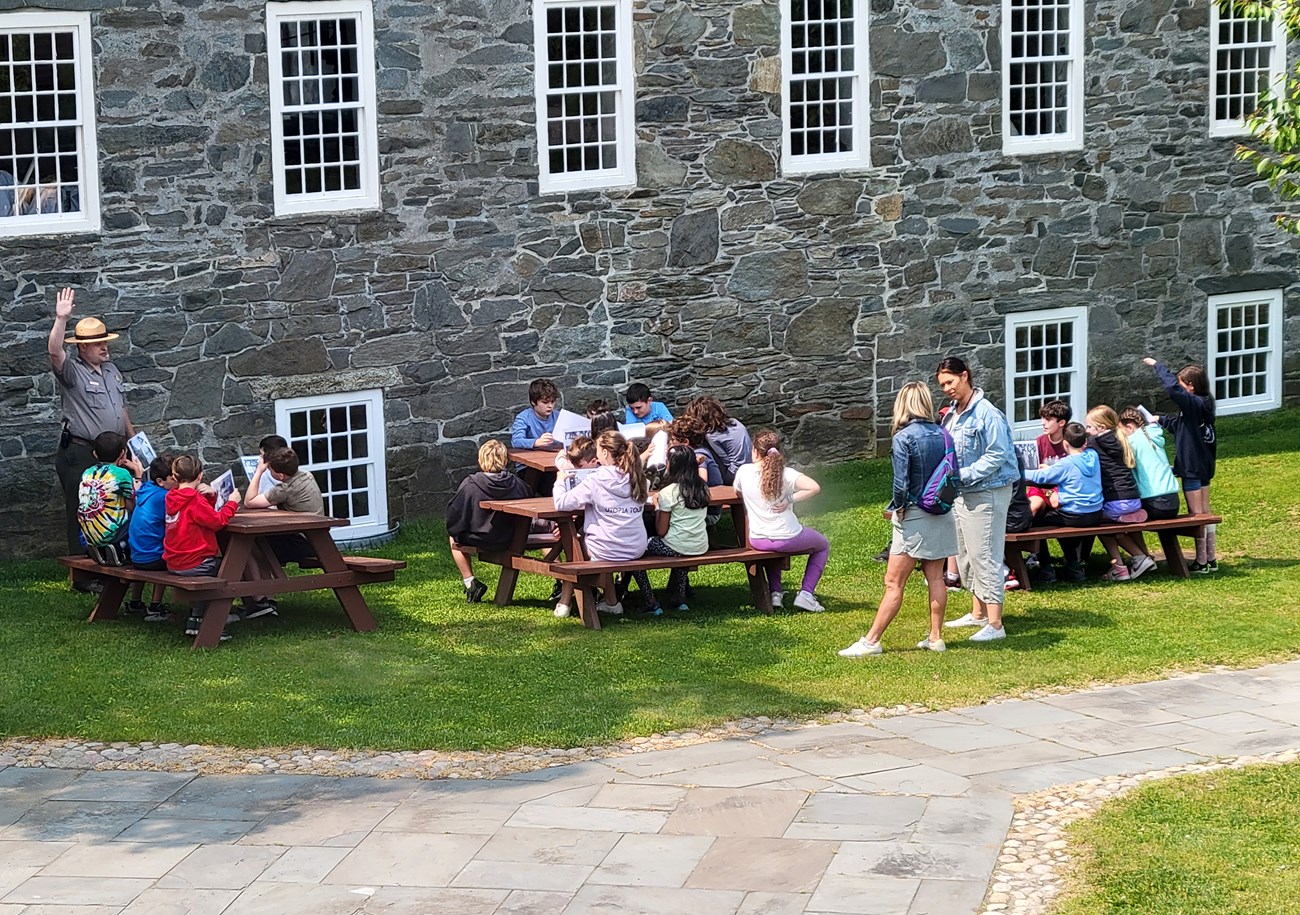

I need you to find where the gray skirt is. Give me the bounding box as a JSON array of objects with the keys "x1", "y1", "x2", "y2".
[{"x1": 890, "y1": 505, "x2": 959, "y2": 561}]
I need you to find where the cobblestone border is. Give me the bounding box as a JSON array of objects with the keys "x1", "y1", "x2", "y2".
[{"x1": 981, "y1": 747, "x2": 1300, "y2": 915}]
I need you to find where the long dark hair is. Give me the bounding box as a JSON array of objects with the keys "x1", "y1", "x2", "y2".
[
  {"x1": 1177, "y1": 364, "x2": 1212, "y2": 399},
  {"x1": 664, "y1": 444, "x2": 709, "y2": 510},
  {"x1": 590, "y1": 410, "x2": 620, "y2": 439}
]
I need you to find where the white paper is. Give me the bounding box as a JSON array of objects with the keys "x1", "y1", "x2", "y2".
[
  {"x1": 241, "y1": 455, "x2": 279, "y2": 495},
  {"x1": 552, "y1": 409, "x2": 591, "y2": 446},
  {"x1": 1138, "y1": 404, "x2": 1158, "y2": 424},
  {"x1": 212, "y1": 469, "x2": 236, "y2": 510},
  {"x1": 617, "y1": 421, "x2": 647, "y2": 440},
  {"x1": 563, "y1": 467, "x2": 598, "y2": 491},
  {"x1": 1014, "y1": 441, "x2": 1040, "y2": 472},
  {"x1": 127, "y1": 431, "x2": 156, "y2": 465}
]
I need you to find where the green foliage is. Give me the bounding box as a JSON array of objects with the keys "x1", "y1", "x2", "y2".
[
  {"x1": 0, "y1": 410, "x2": 1297, "y2": 752},
  {"x1": 1055, "y1": 763, "x2": 1300, "y2": 915},
  {"x1": 1227, "y1": 1, "x2": 1300, "y2": 233}
]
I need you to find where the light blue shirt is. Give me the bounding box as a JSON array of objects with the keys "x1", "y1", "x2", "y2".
[
  {"x1": 511, "y1": 407, "x2": 558, "y2": 449},
  {"x1": 623, "y1": 401, "x2": 673, "y2": 426},
  {"x1": 1026, "y1": 449, "x2": 1104, "y2": 514},
  {"x1": 943, "y1": 389, "x2": 1019, "y2": 492},
  {"x1": 1128, "y1": 424, "x2": 1180, "y2": 499}
]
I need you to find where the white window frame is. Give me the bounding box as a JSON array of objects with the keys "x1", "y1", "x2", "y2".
[
  {"x1": 1001, "y1": 0, "x2": 1085, "y2": 156},
  {"x1": 533, "y1": 0, "x2": 636, "y2": 195},
  {"x1": 275, "y1": 388, "x2": 390, "y2": 542},
  {"x1": 780, "y1": 0, "x2": 871, "y2": 174},
  {"x1": 1208, "y1": 288, "x2": 1283, "y2": 415},
  {"x1": 1004, "y1": 305, "x2": 1089, "y2": 437},
  {"x1": 0, "y1": 10, "x2": 100, "y2": 238},
  {"x1": 1209, "y1": 2, "x2": 1286, "y2": 138},
  {"x1": 266, "y1": 0, "x2": 380, "y2": 216}
]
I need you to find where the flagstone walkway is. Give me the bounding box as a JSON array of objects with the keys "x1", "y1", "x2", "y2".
[{"x1": 4, "y1": 660, "x2": 1300, "y2": 915}]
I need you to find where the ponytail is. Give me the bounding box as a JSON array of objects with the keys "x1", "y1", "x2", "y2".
[
  {"x1": 1086, "y1": 406, "x2": 1135, "y2": 469},
  {"x1": 596, "y1": 431, "x2": 648, "y2": 502},
  {"x1": 752, "y1": 428, "x2": 786, "y2": 502}
]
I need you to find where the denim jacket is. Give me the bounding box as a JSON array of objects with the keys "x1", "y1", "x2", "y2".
[
  {"x1": 889, "y1": 420, "x2": 951, "y2": 512},
  {"x1": 942, "y1": 388, "x2": 1020, "y2": 492}
]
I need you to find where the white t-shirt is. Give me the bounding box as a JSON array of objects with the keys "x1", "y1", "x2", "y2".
[{"x1": 733, "y1": 463, "x2": 805, "y2": 541}]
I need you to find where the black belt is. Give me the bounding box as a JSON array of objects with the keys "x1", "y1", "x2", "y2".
[{"x1": 68, "y1": 434, "x2": 95, "y2": 448}]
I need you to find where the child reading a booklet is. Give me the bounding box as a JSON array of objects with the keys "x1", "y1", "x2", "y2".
[{"x1": 164, "y1": 454, "x2": 241, "y2": 640}]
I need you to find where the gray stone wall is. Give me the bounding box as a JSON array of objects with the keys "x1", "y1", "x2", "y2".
[{"x1": 1, "y1": 0, "x2": 1297, "y2": 556}]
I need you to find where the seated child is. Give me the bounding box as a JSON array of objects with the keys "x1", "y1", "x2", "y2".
[
  {"x1": 1025, "y1": 422, "x2": 1102, "y2": 582},
  {"x1": 446, "y1": 440, "x2": 533, "y2": 603},
  {"x1": 1027, "y1": 399, "x2": 1070, "y2": 515},
  {"x1": 125, "y1": 453, "x2": 176, "y2": 621},
  {"x1": 164, "y1": 454, "x2": 241, "y2": 640},
  {"x1": 78, "y1": 431, "x2": 141, "y2": 566},
  {"x1": 1085, "y1": 406, "x2": 1148, "y2": 582},
  {"x1": 630, "y1": 445, "x2": 711, "y2": 614},
  {"x1": 623, "y1": 382, "x2": 673, "y2": 437},
  {"x1": 683, "y1": 396, "x2": 752, "y2": 485},
  {"x1": 552, "y1": 431, "x2": 649, "y2": 618},
  {"x1": 555, "y1": 435, "x2": 598, "y2": 481},
  {"x1": 241, "y1": 446, "x2": 325, "y2": 615},
  {"x1": 1116, "y1": 406, "x2": 1181, "y2": 579},
  {"x1": 253, "y1": 434, "x2": 288, "y2": 499},
  {"x1": 511, "y1": 378, "x2": 561, "y2": 450}
]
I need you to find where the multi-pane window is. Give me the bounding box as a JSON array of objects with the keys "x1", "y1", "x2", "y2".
[
  {"x1": 1004, "y1": 306, "x2": 1089, "y2": 434},
  {"x1": 781, "y1": 0, "x2": 869, "y2": 173},
  {"x1": 533, "y1": 0, "x2": 635, "y2": 194},
  {"x1": 275, "y1": 389, "x2": 390, "y2": 541},
  {"x1": 1208, "y1": 289, "x2": 1283, "y2": 414},
  {"x1": 266, "y1": 0, "x2": 379, "y2": 215},
  {"x1": 0, "y1": 11, "x2": 99, "y2": 237},
  {"x1": 1209, "y1": 2, "x2": 1286, "y2": 137},
  {"x1": 1002, "y1": 0, "x2": 1084, "y2": 155}
]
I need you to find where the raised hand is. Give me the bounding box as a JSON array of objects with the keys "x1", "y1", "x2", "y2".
[
  {"x1": 55, "y1": 287, "x2": 75, "y2": 321},
  {"x1": 1141, "y1": 357, "x2": 1157, "y2": 367}
]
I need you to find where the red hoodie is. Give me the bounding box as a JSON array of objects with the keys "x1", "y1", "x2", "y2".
[{"x1": 164, "y1": 487, "x2": 238, "y2": 571}]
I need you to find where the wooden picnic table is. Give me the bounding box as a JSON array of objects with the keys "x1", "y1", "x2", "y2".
[
  {"x1": 478, "y1": 486, "x2": 779, "y2": 629},
  {"x1": 62, "y1": 510, "x2": 404, "y2": 649},
  {"x1": 507, "y1": 447, "x2": 560, "y2": 491}
]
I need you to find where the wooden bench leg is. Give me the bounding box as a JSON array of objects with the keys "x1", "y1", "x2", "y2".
[
  {"x1": 575, "y1": 583, "x2": 601, "y2": 630},
  {"x1": 88, "y1": 577, "x2": 129, "y2": 622},
  {"x1": 494, "y1": 520, "x2": 530, "y2": 606},
  {"x1": 748, "y1": 562, "x2": 774, "y2": 614},
  {"x1": 1158, "y1": 529, "x2": 1191, "y2": 578},
  {"x1": 193, "y1": 598, "x2": 235, "y2": 649},
  {"x1": 332, "y1": 585, "x2": 379, "y2": 632}
]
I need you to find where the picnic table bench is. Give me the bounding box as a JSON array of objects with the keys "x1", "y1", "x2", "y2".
[
  {"x1": 60, "y1": 509, "x2": 405, "y2": 648},
  {"x1": 1005, "y1": 512, "x2": 1223, "y2": 591},
  {"x1": 477, "y1": 486, "x2": 800, "y2": 630}
]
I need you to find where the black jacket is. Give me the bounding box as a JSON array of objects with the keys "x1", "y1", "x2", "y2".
[
  {"x1": 1087, "y1": 431, "x2": 1140, "y2": 503},
  {"x1": 446, "y1": 471, "x2": 532, "y2": 548},
  {"x1": 1154, "y1": 362, "x2": 1217, "y2": 482}
]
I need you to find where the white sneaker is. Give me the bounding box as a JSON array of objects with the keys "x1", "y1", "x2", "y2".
[
  {"x1": 793, "y1": 590, "x2": 826, "y2": 613},
  {"x1": 553, "y1": 603, "x2": 571, "y2": 618},
  {"x1": 917, "y1": 637, "x2": 946, "y2": 652},
  {"x1": 838, "y1": 637, "x2": 882, "y2": 657},
  {"x1": 943, "y1": 612, "x2": 986, "y2": 628},
  {"x1": 1128, "y1": 554, "x2": 1157, "y2": 580},
  {"x1": 970, "y1": 623, "x2": 1006, "y2": 642},
  {"x1": 596, "y1": 601, "x2": 623, "y2": 615},
  {"x1": 770, "y1": 591, "x2": 784, "y2": 609}
]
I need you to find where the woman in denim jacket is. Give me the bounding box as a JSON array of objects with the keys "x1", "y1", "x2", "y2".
[
  {"x1": 937, "y1": 357, "x2": 1019, "y2": 643},
  {"x1": 840, "y1": 382, "x2": 958, "y2": 657}
]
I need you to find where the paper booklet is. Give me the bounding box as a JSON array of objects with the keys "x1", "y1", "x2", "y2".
[
  {"x1": 211, "y1": 469, "x2": 236, "y2": 510},
  {"x1": 127, "y1": 431, "x2": 156, "y2": 465},
  {"x1": 241, "y1": 455, "x2": 279, "y2": 494},
  {"x1": 563, "y1": 467, "x2": 598, "y2": 491},
  {"x1": 1014, "y1": 441, "x2": 1040, "y2": 472},
  {"x1": 617, "y1": 421, "x2": 647, "y2": 440},
  {"x1": 1138, "y1": 404, "x2": 1158, "y2": 424},
  {"x1": 552, "y1": 409, "x2": 591, "y2": 447}
]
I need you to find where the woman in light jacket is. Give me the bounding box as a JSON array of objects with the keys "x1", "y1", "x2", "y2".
[{"x1": 936, "y1": 357, "x2": 1019, "y2": 643}]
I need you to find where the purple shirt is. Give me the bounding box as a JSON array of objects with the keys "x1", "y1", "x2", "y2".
[{"x1": 553, "y1": 465, "x2": 647, "y2": 561}]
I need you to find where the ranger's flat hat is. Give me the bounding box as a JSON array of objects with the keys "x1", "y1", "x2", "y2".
[{"x1": 65, "y1": 317, "x2": 119, "y2": 344}]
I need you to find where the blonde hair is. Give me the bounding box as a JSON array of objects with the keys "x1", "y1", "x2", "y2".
[
  {"x1": 595, "y1": 431, "x2": 648, "y2": 502},
  {"x1": 891, "y1": 382, "x2": 935, "y2": 435},
  {"x1": 751, "y1": 428, "x2": 786, "y2": 502},
  {"x1": 478, "y1": 440, "x2": 508, "y2": 473},
  {"x1": 1086, "y1": 406, "x2": 1135, "y2": 468}
]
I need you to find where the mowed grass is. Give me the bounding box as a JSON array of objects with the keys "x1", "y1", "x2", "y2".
[
  {"x1": 0, "y1": 410, "x2": 1296, "y2": 752},
  {"x1": 1053, "y1": 762, "x2": 1300, "y2": 915}
]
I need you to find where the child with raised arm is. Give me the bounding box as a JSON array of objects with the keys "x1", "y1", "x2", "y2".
[
  {"x1": 164, "y1": 454, "x2": 241, "y2": 641},
  {"x1": 1143, "y1": 357, "x2": 1217, "y2": 572},
  {"x1": 552, "y1": 431, "x2": 649, "y2": 618},
  {"x1": 630, "y1": 445, "x2": 711, "y2": 615},
  {"x1": 446, "y1": 440, "x2": 534, "y2": 603},
  {"x1": 733, "y1": 429, "x2": 830, "y2": 612},
  {"x1": 1026, "y1": 422, "x2": 1103, "y2": 581}
]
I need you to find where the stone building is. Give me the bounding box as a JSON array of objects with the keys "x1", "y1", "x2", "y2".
[{"x1": 1, "y1": 0, "x2": 1296, "y2": 555}]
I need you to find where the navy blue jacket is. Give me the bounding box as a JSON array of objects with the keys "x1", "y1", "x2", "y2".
[{"x1": 1153, "y1": 362, "x2": 1216, "y2": 482}]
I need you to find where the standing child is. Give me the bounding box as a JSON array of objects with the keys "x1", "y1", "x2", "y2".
[
  {"x1": 125, "y1": 453, "x2": 176, "y2": 621},
  {"x1": 630, "y1": 445, "x2": 711, "y2": 614},
  {"x1": 1084, "y1": 406, "x2": 1147, "y2": 582},
  {"x1": 1143, "y1": 357, "x2": 1217, "y2": 572},
  {"x1": 553, "y1": 431, "x2": 649, "y2": 618},
  {"x1": 733, "y1": 429, "x2": 830, "y2": 612},
  {"x1": 164, "y1": 454, "x2": 241, "y2": 640},
  {"x1": 446, "y1": 440, "x2": 534, "y2": 603}
]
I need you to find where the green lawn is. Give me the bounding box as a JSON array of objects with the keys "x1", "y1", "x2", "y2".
[
  {"x1": 1, "y1": 410, "x2": 1296, "y2": 752},
  {"x1": 1054, "y1": 762, "x2": 1300, "y2": 915}
]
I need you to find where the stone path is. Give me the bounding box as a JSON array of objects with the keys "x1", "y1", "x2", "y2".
[{"x1": 3, "y1": 659, "x2": 1300, "y2": 915}]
